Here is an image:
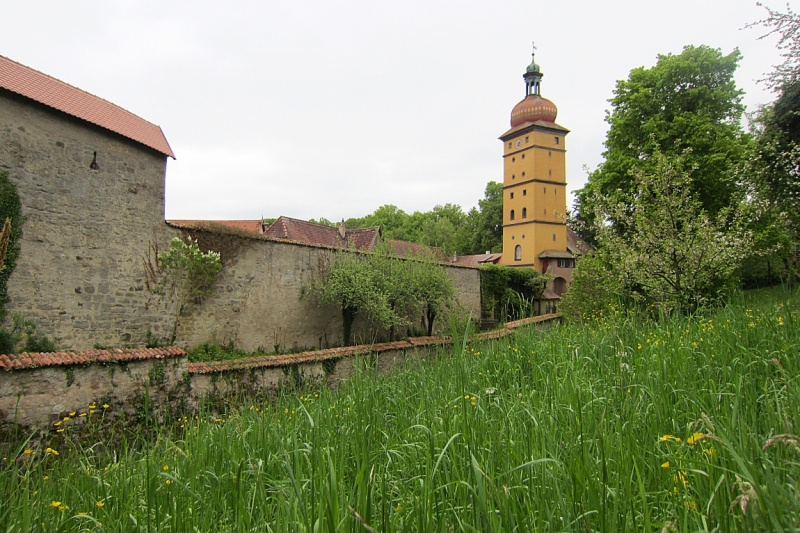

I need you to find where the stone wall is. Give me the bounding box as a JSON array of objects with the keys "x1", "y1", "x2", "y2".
[
  {"x1": 0, "y1": 89, "x2": 180, "y2": 349},
  {"x1": 0, "y1": 347, "x2": 187, "y2": 428},
  {"x1": 0, "y1": 315, "x2": 561, "y2": 429},
  {"x1": 173, "y1": 226, "x2": 482, "y2": 352}
]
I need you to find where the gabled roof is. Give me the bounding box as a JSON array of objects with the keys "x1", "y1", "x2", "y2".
[
  {"x1": 0, "y1": 54, "x2": 174, "y2": 158},
  {"x1": 567, "y1": 227, "x2": 592, "y2": 256},
  {"x1": 537, "y1": 249, "x2": 574, "y2": 260},
  {"x1": 263, "y1": 216, "x2": 380, "y2": 251}
]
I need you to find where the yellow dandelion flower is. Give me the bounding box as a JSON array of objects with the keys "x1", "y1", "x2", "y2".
[
  {"x1": 43, "y1": 476, "x2": 49, "y2": 481},
  {"x1": 63, "y1": 417, "x2": 70, "y2": 421},
  {"x1": 45, "y1": 448, "x2": 59, "y2": 456},
  {"x1": 51, "y1": 501, "x2": 61, "y2": 508},
  {"x1": 78, "y1": 413, "x2": 87, "y2": 417},
  {"x1": 102, "y1": 404, "x2": 109, "y2": 409},
  {"x1": 89, "y1": 410, "x2": 95, "y2": 414},
  {"x1": 69, "y1": 412, "x2": 76, "y2": 417},
  {"x1": 687, "y1": 432, "x2": 704, "y2": 445},
  {"x1": 165, "y1": 479, "x2": 172, "y2": 485},
  {"x1": 703, "y1": 447, "x2": 715, "y2": 457},
  {"x1": 661, "y1": 461, "x2": 670, "y2": 468},
  {"x1": 685, "y1": 501, "x2": 697, "y2": 511},
  {"x1": 23, "y1": 449, "x2": 33, "y2": 455},
  {"x1": 396, "y1": 504, "x2": 402, "y2": 512},
  {"x1": 58, "y1": 504, "x2": 69, "y2": 511},
  {"x1": 57, "y1": 429, "x2": 65, "y2": 433},
  {"x1": 78, "y1": 512, "x2": 88, "y2": 516},
  {"x1": 96, "y1": 501, "x2": 104, "y2": 508},
  {"x1": 162, "y1": 465, "x2": 169, "y2": 471},
  {"x1": 659, "y1": 434, "x2": 672, "y2": 442},
  {"x1": 53, "y1": 421, "x2": 61, "y2": 427},
  {"x1": 284, "y1": 408, "x2": 289, "y2": 414},
  {"x1": 674, "y1": 438, "x2": 681, "y2": 443}
]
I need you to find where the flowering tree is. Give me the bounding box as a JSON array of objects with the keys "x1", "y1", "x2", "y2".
[
  {"x1": 158, "y1": 237, "x2": 223, "y2": 304},
  {"x1": 587, "y1": 149, "x2": 752, "y2": 315}
]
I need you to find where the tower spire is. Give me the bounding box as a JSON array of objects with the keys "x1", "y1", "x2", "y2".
[{"x1": 523, "y1": 42, "x2": 543, "y2": 97}]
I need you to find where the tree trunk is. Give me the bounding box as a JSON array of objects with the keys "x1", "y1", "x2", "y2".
[
  {"x1": 426, "y1": 304, "x2": 436, "y2": 336},
  {"x1": 342, "y1": 306, "x2": 356, "y2": 346}
]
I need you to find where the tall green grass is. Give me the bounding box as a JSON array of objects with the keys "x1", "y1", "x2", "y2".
[{"x1": 1, "y1": 287, "x2": 798, "y2": 532}]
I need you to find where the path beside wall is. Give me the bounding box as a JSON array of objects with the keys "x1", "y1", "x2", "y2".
[{"x1": 0, "y1": 314, "x2": 560, "y2": 428}]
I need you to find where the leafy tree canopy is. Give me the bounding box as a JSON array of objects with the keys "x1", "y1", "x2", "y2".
[{"x1": 575, "y1": 45, "x2": 749, "y2": 238}]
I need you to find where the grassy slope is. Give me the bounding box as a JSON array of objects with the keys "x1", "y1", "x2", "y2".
[{"x1": 1, "y1": 287, "x2": 798, "y2": 532}]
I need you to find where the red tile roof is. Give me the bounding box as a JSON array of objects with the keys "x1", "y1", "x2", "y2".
[
  {"x1": 0, "y1": 54, "x2": 174, "y2": 158},
  {"x1": 386, "y1": 239, "x2": 447, "y2": 260},
  {"x1": 263, "y1": 216, "x2": 380, "y2": 251},
  {"x1": 567, "y1": 227, "x2": 592, "y2": 256},
  {"x1": 448, "y1": 252, "x2": 502, "y2": 266},
  {"x1": 0, "y1": 346, "x2": 186, "y2": 371},
  {"x1": 169, "y1": 219, "x2": 265, "y2": 233}
]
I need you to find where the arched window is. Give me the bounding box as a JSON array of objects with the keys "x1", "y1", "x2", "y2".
[
  {"x1": 510, "y1": 209, "x2": 515, "y2": 221},
  {"x1": 514, "y1": 245, "x2": 522, "y2": 261},
  {"x1": 522, "y1": 207, "x2": 527, "y2": 218}
]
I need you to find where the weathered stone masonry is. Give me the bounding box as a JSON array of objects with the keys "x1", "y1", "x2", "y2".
[{"x1": 0, "y1": 89, "x2": 180, "y2": 349}]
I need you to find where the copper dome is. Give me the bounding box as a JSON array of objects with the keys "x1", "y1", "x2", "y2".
[{"x1": 510, "y1": 94, "x2": 557, "y2": 127}]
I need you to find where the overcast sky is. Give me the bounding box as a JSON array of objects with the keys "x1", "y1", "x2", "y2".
[{"x1": 0, "y1": 1, "x2": 793, "y2": 221}]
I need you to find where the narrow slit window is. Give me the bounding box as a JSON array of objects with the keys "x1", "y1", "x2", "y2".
[
  {"x1": 522, "y1": 208, "x2": 527, "y2": 218},
  {"x1": 514, "y1": 245, "x2": 522, "y2": 261},
  {"x1": 510, "y1": 209, "x2": 515, "y2": 221}
]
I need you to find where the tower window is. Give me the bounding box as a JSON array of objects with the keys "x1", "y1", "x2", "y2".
[
  {"x1": 557, "y1": 258, "x2": 575, "y2": 268},
  {"x1": 512, "y1": 174, "x2": 515, "y2": 180},
  {"x1": 522, "y1": 234, "x2": 525, "y2": 239},
  {"x1": 512, "y1": 157, "x2": 516, "y2": 162},
  {"x1": 523, "y1": 189, "x2": 527, "y2": 196},
  {"x1": 525, "y1": 136, "x2": 529, "y2": 143},
  {"x1": 554, "y1": 137, "x2": 560, "y2": 145},
  {"x1": 522, "y1": 208, "x2": 527, "y2": 218},
  {"x1": 510, "y1": 192, "x2": 514, "y2": 199},
  {"x1": 521, "y1": 154, "x2": 525, "y2": 159},
  {"x1": 522, "y1": 171, "x2": 526, "y2": 177},
  {"x1": 548, "y1": 151, "x2": 552, "y2": 157},
  {"x1": 510, "y1": 209, "x2": 515, "y2": 221},
  {"x1": 543, "y1": 187, "x2": 546, "y2": 193},
  {"x1": 514, "y1": 245, "x2": 522, "y2": 261},
  {"x1": 552, "y1": 233, "x2": 557, "y2": 241},
  {"x1": 544, "y1": 209, "x2": 547, "y2": 214},
  {"x1": 508, "y1": 142, "x2": 512, "y2": 149},
  {"x1": 549, "y1": 170, "x2": 552, "y2": 177}
]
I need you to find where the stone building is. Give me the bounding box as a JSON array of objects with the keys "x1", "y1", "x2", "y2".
[{"x1": 0, "y1": 54, "x2": 179, "y2": 349}]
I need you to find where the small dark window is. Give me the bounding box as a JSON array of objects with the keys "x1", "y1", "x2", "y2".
[
  {"x1": 522, "y1": 234, "x2": 525, "y2": 239},
  {"x1": 548, "y1": 151, "x2": 552, "y2": 157},
  {"x1": 512, "y1": 157, "x2": 516, "y2": 162},
  {"x1": 549, "y1": 169, "x2": 552, "y2": 177},
  {"x1": 512, "y1": 174, "x2": 515, "y2": 180},
  {"x1": 525, "y1": 136, "x2": 529, "y2": 143},
  {"x1": 554, "y1": 137, "x2": 560, "y2": 145},
  {"x1": 510, "y1": 210, "x2": 515, "y2": 221},
  {"x1": 552, "y1": 233, "x2": 557, "y2": 241},
  {"x1": 543, "y1": 187, "x2": 546, "y2": 193},
  {"x1": 557, "y1": 258, "x2": 575, "y2": 268},
  {"x1": 522, "y1": 171, "x2": 526, "y2": 177},
  {"x1": 544, "y1": 209, "x2": 547, "y2": 214},
  {"x1": 521, "y1": 154, "x2": 525, "y2": 159},
  {"x1": 522, "y1": 208, "x2": 527, "y2": 218},
  {"x1": 508, "y1": 142, "x2": 512, "y2": 148},
  {"x1": 523, "y1": 189, "x2": 527, "y2": 196},
  {"x1": 510, "y1": 192, "x2": 514, "y2": 199},
  {"x1": 514, "y1": 245, "x2": 522, "y2": 261}
]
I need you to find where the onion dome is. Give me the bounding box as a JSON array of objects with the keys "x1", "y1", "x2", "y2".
[{"x1": 510, "y1": 94, "x2": 558, "y2": 127}]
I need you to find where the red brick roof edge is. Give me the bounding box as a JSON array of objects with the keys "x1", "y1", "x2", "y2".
[
  {"x1": 0, "y1": 346, "x2": 186, "y2": 372},
  {"x1": 0, "y1": 55, "x2": 175, "y2": 159}
]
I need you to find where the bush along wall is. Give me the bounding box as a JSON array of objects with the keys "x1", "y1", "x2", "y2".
[{"x1": 479, "y1": 264, "x2": 549, "y2": 322}]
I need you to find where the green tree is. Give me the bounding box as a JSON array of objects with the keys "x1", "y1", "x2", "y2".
[
  {"x1": 581, "y1": 150, "x2": 751, "y2": 315},
  {"x1": 407, "y1": 256, "x2": 455, "y2": 336},
  {"x1": 745, "y1": 5, "x2": 800, "y2": 283},
  {"x1": 0, "y1": 171, "x2": 22, "y2": 323},
  {"x1": 307, "y1": 251, "x2": 397, "y2": 346},
  {"x1": 158, "y1": 237, "x2": 223, "y2": 304},
  {"x1": 574, "y1": 45, "x2": 748, "y2": 240},
  {"x1": 460, "y1": 181, "x2": 503, "y2": 255}
]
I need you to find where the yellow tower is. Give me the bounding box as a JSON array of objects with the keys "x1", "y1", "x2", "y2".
[{"x1": 499, "y1": 45, "x2": 570, "y2": 274}]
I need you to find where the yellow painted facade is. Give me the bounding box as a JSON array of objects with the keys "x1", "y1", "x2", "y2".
[{"x1": 498, "y1": 121, "x2": 569, "y2": 271}]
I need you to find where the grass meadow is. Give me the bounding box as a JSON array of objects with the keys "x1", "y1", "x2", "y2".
[{"x1": 1, "y1": 287, "x2": 798, "y2": 532}]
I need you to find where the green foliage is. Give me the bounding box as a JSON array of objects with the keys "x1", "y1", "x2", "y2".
[
  {"x1": 306, "y1": 248, "x2": 456, "y2": 345},
  {"x1": 0, "y1": 315, "x2": 57, "y2": 355},
  {"x1": 578, "y1": 149, "x2": 751, "y2": 315},
  {"x1": 2, "y1": 288, "x2": 798, "y2": 531},
  {"x1": 338, "y1": 181, "x2": 503, "y2": 256},
  {"x1": 559, "y1": 250, "x2": 623, "y2": 322},
  {"x1": 158, "y1": 237, "x2": 223, "y2": 303},
  {"x1": 0, "y1": 171, "x2": 22, "y2": 323},
  {"x1": 479, "y1": 264, "x2": 549, "y2": 321},
  {"x1": 575, "y1": 45, "x2": 748, "y2": 240}
]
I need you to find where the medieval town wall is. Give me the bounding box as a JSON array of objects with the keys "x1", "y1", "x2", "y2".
[{"x1": 0, "y1": 90, "x2": 180, "y2": 350}]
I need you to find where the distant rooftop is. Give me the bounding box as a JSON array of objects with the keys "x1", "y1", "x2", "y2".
[{"x1": 0, "y1": 54, "x2": 174, "y2": 158}]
